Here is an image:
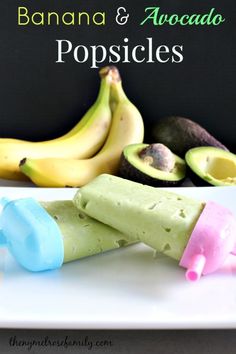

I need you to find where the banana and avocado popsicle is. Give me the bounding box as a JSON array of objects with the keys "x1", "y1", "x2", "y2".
[
  {"x1": 74, "y1": 174, "x2": 236, "y2": 281},
  {"x1": 42, "y1": 200, "x2": 131, "y2": 263},
  {"x1": 0, "y1": 197, "x2": 132, "y2": 272}
]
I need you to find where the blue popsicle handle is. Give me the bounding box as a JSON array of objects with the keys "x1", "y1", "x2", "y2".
[
  {"x1": 0, "y1": 197, "x2": 11, "y2": 208},
  {"x1": 0, "y1": 196, "x2": 64, "y2": 271},
  {"x1": 0, "y1": 229, "x2": 6, "y2": 246},
  {"x1": 0, "y1": 198, "x2": 10, "y2": 246}
]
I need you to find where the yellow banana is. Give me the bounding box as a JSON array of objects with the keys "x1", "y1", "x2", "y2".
[
  {"x1": 20, "y1": 67, "x2": 144, "y2": 187},
  {"x1": 0, "y1": 67, "x2": 113, "y2": 180}
]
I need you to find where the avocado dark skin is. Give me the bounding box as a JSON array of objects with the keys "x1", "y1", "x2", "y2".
[{"x1": 151, "y1": 116, "x2": 228, "y2": 157}]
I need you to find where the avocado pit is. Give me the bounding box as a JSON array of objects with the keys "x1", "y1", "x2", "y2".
[{"x1": 139, "y1": 143, "x2": 175, "y2": 172}]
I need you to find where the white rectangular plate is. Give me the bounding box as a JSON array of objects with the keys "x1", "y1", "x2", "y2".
[{"x1": 0, "y1": 183, "x2": 236, "y2": 329}]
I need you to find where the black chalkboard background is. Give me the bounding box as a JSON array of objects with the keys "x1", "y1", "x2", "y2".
[{"x1": 0, "y1": 0, "x2": 235, "y2": 151}]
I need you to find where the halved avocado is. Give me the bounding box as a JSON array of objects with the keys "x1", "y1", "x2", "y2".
[
  {"x1": 119, "y1": 143, "x2": 186, "y2": 187},
  {"x1": 185, "y1": 147, "x2": 236, "y2": 186}
]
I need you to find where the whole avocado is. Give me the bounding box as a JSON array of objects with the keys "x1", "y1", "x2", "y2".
[{"x1": 151, "y1": 116, "x2": 228, "y2": 157}]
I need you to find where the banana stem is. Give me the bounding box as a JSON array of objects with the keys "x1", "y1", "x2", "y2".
[{"x1": 100, "y1": 66, "x2": 129, "y2": 105}]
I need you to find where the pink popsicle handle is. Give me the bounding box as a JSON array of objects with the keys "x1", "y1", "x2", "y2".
[
  {"x1": 231, "y1": 246, "x2": 236, "y2": 256},
  {"x1": 185, "y1": 254, "x2": 206, "y2": 282}
]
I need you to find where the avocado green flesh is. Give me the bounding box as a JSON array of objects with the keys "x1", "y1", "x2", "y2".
[
  {"x1": 186, "y1": 147, "x2": 236, "y2": 186},
  {"x1": 41, "y1": 201, "x2": 133, "y2": 263},
  {"x1": 123, "y1": 144, "x2": 186, "y2": 181},
  {"x1": 74, "y1": 174, "x2": 204, "y2": 261}
]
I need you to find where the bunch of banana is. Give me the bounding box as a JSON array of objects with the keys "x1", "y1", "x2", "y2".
[
  {"x1": 0, "y1": 66, "x2": 113, "y2": 180},
  {"x1": 20, "y1": 66, "x2": 144, "y2": 187}
]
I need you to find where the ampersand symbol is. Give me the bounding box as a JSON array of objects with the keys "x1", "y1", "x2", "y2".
[{"x1": 116, "y1": 7, "x2": 130, "y2": 25}]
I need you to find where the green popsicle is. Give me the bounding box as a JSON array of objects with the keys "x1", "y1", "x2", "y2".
[
  {"x1": 40, "y1": 200, "x2": 133, "y2": 263},
  {"x1": 74, "y1": 174, "x2": 204, "y2": 261}
]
